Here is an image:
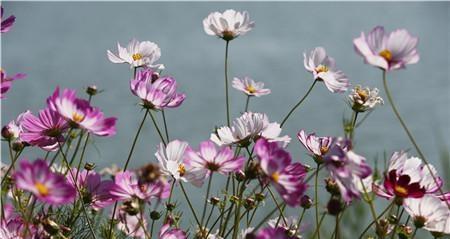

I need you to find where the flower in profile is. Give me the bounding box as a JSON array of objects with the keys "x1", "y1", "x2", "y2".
[
  {"x1": 130, "y1": 68, "x2": 186, "y2": 110},
  {"x1": 47, "y1": 87, "x2": 117, "y2": 136},
  {"x1": 66, "y1": 168, "x2": 115, "y2": 210},
  {"x1": 232, "y1": 77, "x2": 271, "y2": 97},
  {"x1": 255, "y1": 138, "x2": 308, "y2": 207},
  {"x1": 203, "y1": 9, "x2": 255, "y2": 41},
  {"x1": 13, "y1": 159, "x2": 76, "y2": 205},
  {"x1": 2, "y1": 111, "x2": 28, "y2": 141},
  {"x1": 353, "y1": 26, "x2": 419, "y2": 71},
  {"x1": 253, "y1": 226, "x2": 297, "y2": 239},
  {"x1": 115, "y1": 207, "x2": 147, "y2": 238},
  {"x1": 303, "y1": 47, "x2": 349, "y2": 93},
  {"x1": 1, "y1": 7, "x2": 15, "y2": 33},
  {"x1": 268, "y1": 216, "x2": 303, "y2": 236},
  {"x1": 348, "y1": 85, "x2": 383, "y2": 112},
  {"x1": 297, "y1": 129, "x2": 332, "y2": 162},
  {"x1": 323, "y1": 138, "x2": 372, "y2": 203},
  {"x1": 159, "y1": 224, "x2": 187, "y2": 239},
  {"x1": 1, "y1": 69, "x2": 26, "y2": 99},
  {"x1": 20, "y1": 108, "x2": 69, "y2": 151},
  {"x1": 403, "y1": 195, "x2": 450, "y2": 234},
  {"x1": 107, "y1": 39, "x2": 163, "y2": 69},
  {"x1": 373, "y1": 151, "x2": 442, "y2": 201},
  {"x1": 0, "y1": 204, "x2": 24, "y2": 238},
  {"x1": 211, "y1": 112, "x2": 291, "y2": 147},
  {"x1": 184, "y1": 140, "x2": 245, "y2": 176}
]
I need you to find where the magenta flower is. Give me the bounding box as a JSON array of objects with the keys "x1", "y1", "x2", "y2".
[
  {"x1": 323, "y1": 138, "x2": 372, "y2": 203},
  {"x1": 0, "y1": 7, "x2": 15, "y2": 33},
  {"x1": 110, "y1": 171, "x2": 170, "y2": 202},
  {"x1": 254, "y1": 226, "x2": 296, "y2": 239},
  {"x1": 159, "y1": 224, "x2": 187, "y2": 239},
  {"x1": 232, "y1": 77, "x2": 271, "y2": 97},
  {"x1": 13, "y1": 159, "x2": 76, "y2": 205},
  {"x1": 1, "y1": 70, "x2": 26, "y2": 99},
  {"x1": 20, "y1": 108, "x2": 69, "y2": 151},
  {"x1": 353, "y1": 26, "x2": 419, "y2": 71},
  {"x1": 47, "y1": 87, "x2": 117, "y2": 136},
  {"x1": 184, "y1": 140, "x2": 245, "y2": 176},
  {"x1": 303, "y1": 47, "x2": 349, "y2": 93},
  {"x1": 130, "y1": 68, "x2": 186, "y2": 110},
  {"x1": 67, "y1": 168, "x2": 115, "y2": 210},
  {"x1": 0, "y1": 204, "x2": 24, "y2": 238},
  {"x1": 115, "y1": 207, "x2": 147, "y2": 239},
  {"x1": 373, "y1": 151, "x2": 442, "y2": 201},
  {"x1": 297, "y1": 129, "x2": 332, "y2": 161},
  {"x1": 255, "y1": 138, "x2": 308, "y2": 207}
]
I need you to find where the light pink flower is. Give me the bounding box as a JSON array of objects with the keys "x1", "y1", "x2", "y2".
[
  {"x1": 232, "y1": 77, "x2": 271, "y2": 97},
  {"x1": 203, "y1": 9, "x2": 254, "y2": 41},
  {"x1": 115, "y1": 208, "x2": 147, "y2": 239},
  {"x1": 107, "y1": 38, "x2": 163, "y2": 69},
  {"x1": 159, "y1": 224, "x2": 187, "y2": 239},
  {"x1": 404, "y1": 195, "x2": 450, "y2": 234},
  {"x1": 2, "y1": 111, "x2": 28, "y2": 141},
  {"x1": 1, "y1": 69, "x2": 26, "y2": 99},
  {"x1": 109, "y1": 171, "x2": 169, "y2": 202},
  {"x1": 353, "y1": 26, "x2": 419, "y2": 71},
  {"x1": 297, "y1": 129, "x2": 332, "y2": 160},
  {"x1": 253, "y1": 226, "x2": 297, "y2": 239},
  {"x1": 1, "y1": 7, "x2": 15, "y2": 33},
  {"x1": 303, "y1": 47, "x2": 349, "y2": 93}
]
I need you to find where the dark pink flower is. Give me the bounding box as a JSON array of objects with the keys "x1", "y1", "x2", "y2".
[
  {"x1": 0, "y1": 204, "x2": 24, "y2": 238},
  {"x1": 13, "y1": 159, "x2": 76, "y2": 205},
  {"x1": 0, "y1": 7, "x2": 15, "y2": 33},
  {"x1": 159, "y1": 223, "x2": 187, "y2": 239},
  {"x1": 47, "y1": 87, "x2": 117, "y2": 136},
  {"x1": 1, "y1": 70, "x2": 26, "y2": 99},
  {"x1": 255, "y1": 138, "x2": 308, "y2": 207}
]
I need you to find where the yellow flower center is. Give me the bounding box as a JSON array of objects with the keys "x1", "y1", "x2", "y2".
[
  {"x1": 394, "y1": 185, "x2": 408, "y2": 197},
  {"x1": 178, "y1": 164, "x2": 186, "y2": 177},
  {"x1": 356, "y1": 88, "x2": 369, "y2": 102},
  {"x1": 222, "y1": 30, "x2": 235, "y2": 41},
  {"x1": 271, "y1": 172, "x2": 280, "y2": 182},
  {"x1": 246, "y1": 85, "x2": 257, "y2": 94},
  {"x1": 379, "y1": 49, "x2": 392, "y2": 62},
  {"x1": 72, "y1": 112, "x2": 85, "y2": 123},
  {"x1": 35, "y1": 182, "x2": 49, "y2": 196},
  {"x1": 320, "y1": 146, "x2": 329, "y2": 155},
  {"x1": 315, "y1": 65, "x2": 329, "y2": 73},
  {"x1": 132, "y1": 53, "x2": 143, "y2": 61}
]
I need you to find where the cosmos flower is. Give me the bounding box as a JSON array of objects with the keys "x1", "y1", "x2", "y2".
[
  {"x1": 20, "y1": 108, "x2": 69, "y2": 151},
  {"x1": 2, "y1": 111, "x2": 28, "y2": 141},
  {"x1": 348, "y1": 85, "x2": 383, "y2": 112},
  {"x1": 303, "y1": 47, "x2": 349, "y2": 93},
  {"x1": 47, "y1": 87, "x2": 117, "y2": 136},
  {"x1": 0, "y1": 204, "x2": 24, "y2": 239},
  {"x1": 1, "y1": 69, "x2": 26, "y2": 99},
  {"x1": 115, "y1": 207, "x2": 147, "y2": 239},
  {"x1": 66, "y1": 168, "x2": 115, "y2": 210},
  {"x1": 353, "y1": 26, "x2": 419, "y2": 71},
  {"x1": 13, "y1": 159, "x2": 76, "y2": 205},
  {"x1": 211, "y1": 112, "x2": 291, "y2": 147},
  {"x1": 203, "y1": 9, "x2": 255, "y2": 41},
  {"x1": 253, "y1": 226, "x2": 297, "y2": 239},
  {"x1": 373, "y1": 151, "x2": 442, "y2": 201},
  {"x1": 323, "y1": 138, "x2": 372, "y2": 203},
  {"x1": 232, "y1": 77, "x2": 271, "y2": 97},
  {"x1": 404, "y1": 195, "x2": 450, "y2": 234},
  {"x1": 255, "y1": 138, "x2": 308, "y2": 207},
  {"x1": 159, "y1": 224, "x2": 187, "y2": 239},
  {"x1": 107, "y1": 39, "x2": 163, "y2": 69},
  {"x1": 184, "y1": 140, "x2": 245, "y2": 176},
  {"x1": 297, "y1": 130, "x2": 332, "y2": 161},
  {"x1": 0, "y1": 7, "x2": 15, "y2": 33},
  {"x1": 130, "y1": 68, "x2": 185, "y2": 110}
]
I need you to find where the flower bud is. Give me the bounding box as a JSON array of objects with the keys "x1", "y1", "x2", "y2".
[
  {"x1": 84, "y1": 162, "x2": 96, "y2": 171},
  {"x1": 245, "y1": 161, "x2": 261, "y2": 180},
  {"x1": 122, "y1": 199, "x2": 140, "y2": 216},
  {"x1": 230, "y1": 195, "x2": 239, "y2": 204},
  {"x1": 388, "y1": 214, "x2": 398, "y2": 224},
  {"x1": 166, "y1": 202, "x2": 176, "y2": 211},
  {"x1": 210, "y1": 197, "x2": 220, "y2": 206},
  {"x1": 150, "y1": 210, "x2": 161, "y2": 220},
  {"x1": 194, "y1": 227, "x2": 208, "y2": 239},
  {"x1": 235, "y1": 170, "x2": 246, "y2": 182},
  {"x1": 12, "y1": 141, "x2": 25, "y2": 152},
  {"x1": 244, "y1": 197, "x2": 255, "y2": 210},
  {"x1": 376, "y1": 219, "x2": 390, "y2": 238},
  {"x1": 397, "y1": 224, "x2": 412, "y2": 239},
  {"x1": 325, "y1": 178, "x2": 340, "y2": 196},
  {"x1": 2, "y1": 125, "x2": 16, "y2": 140},
  {"x1": 255, "y1": 193, "x2": 265, "y2": 202},
  {"x1": 42, "y1": 218, "x2": 60, "y2": 235},
  {"x1": 300, "y1": 195, "x2": 313, "y2": 209},
  {"x1": 86, "y1": 85, "x2": 98, "y2": 96},
  {"x1": 327, "y1": 197, "x2": 343, "y2": 215}
]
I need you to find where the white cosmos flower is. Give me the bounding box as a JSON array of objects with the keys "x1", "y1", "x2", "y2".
[
  {"x1": 210, "y1": 112, "x2": 291, "y2": 147},
  {"x1": 349, "y1": 85, "x2": 383, "y2": 112},
  {"x1": 107, "y1": 39, "x2": 164, "y2": 69},
  {"x1": 203, "y1": 9, "x2": 255, "y2": 41},
  {"x1": 232, "y1": 77, "x2": 271, "y2": 97},
  {"x1": 155, "y1": 140, "x2": 206, "y2": 187},
  {"x1": 404, "y1": 195, "x2": 450, "y2": 233}
]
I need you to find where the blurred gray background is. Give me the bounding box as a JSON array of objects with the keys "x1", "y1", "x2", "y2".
[{"x1": 1, "y1": 2, "x2": 449, "y2": 236}]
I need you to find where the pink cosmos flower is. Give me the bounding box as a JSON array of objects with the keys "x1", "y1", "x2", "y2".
[
  {"x1": 297, "y1": 129, "x2": 332, "y2": 161},
  {"x1": 404, "y1": 195, "x2": 450, "y2": 234},
  {"x1": 255, "y1": 138, "x2": 308, "y2": 207},
  {"x1": 159, "y1": 224, "x2": 187, "y2": 239},
  {"x1": 203, "y1": 9, "x2": 255, "y2": 41},
  {"x1": 184, "y1": 140, "x2": 245, "y2": 176},
  {"x1": 323, "y1": 138, "x2": 372, "y2": 203},
  {"x1": 107, "y1": 38, "x2": 163, "y2": 69},
  {"x1": 353, "y1": 26, "x2": 419, "y2": 71},
  {"x1": 373, "y1": 151, "x2": 442, "y2": 201},
  {"x1": 20, "y1": 108, "x2": 69, "y2": 151},
  {"x1": 2, "y1": 111, "x2": 28, "y2": 142},
  {"x1": 109, "y1": 171, "x2": 170, "y2": 202},
  {"x1": 115, "y1": 207, "x2": 147, "y2": 239},
  {"x1": 67, "y1": 168, "x2": 115, "y2": 210},
  {"x1": 303, "y1": 47, "x2": 349, "y2": 93},
  {"x1": 47, "y1": 87, "x2": 117, "y2": 136},
  {"x1": 13, "y1": 159, "x2": 76, "y2": 205},
  {"x1": 0, "y1": 204, "x2": 24, "y2": 239},
  {"x1": 253, "y1": 226, "x2": 296, "y2": 239},
  {"x1": 0, "y1": 7, "x2": 15, "y2": 33},
  {"x1": 1, "y1": 70, "x2": 26, "y2": 99},
  {"x1": 130, "y1": 68, "x2": 186, "y2": 110},
  {"x1": 232, "y1": 77, "x2": 271, "y2": 97}
]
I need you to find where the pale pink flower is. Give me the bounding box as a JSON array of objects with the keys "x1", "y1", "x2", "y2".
[
  {"x1": 159, "y1": 224, "x2": 187, "y2": 239},
  {"x1": 115, "y1": 208, "x2": 147, "y2": 238},
  {"x1": 404, "y1": 195, "x2": 450, "y2": 233},
  {"x1": 297, "y1": 129, "x2": 332, "y2": 160},
  {"x1": 348, "y1": 85, "x2": 383, "y2": 112},
  {"x1": 107, "y1": 39, "x2": 163, "y2": 69},
  {"x1": 232, "y1": 77, "x2": 271, "y2": 97},
  {"x1": 203, "y1": 9, "x2": 254, "y2": 41}
]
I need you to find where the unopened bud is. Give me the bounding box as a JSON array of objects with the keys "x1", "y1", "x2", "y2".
[
  {"x1": 122, "y1": 200, "x2": 140, "y2": 216},
  {"x1": 376, "y1": 219, "x2": 390, "y2": 238},
  {"x1": 86, "y1": 85, "x2": 98, "y2": 96},
  {"x1": 210, "y1": 197, "x2": 220, "y2": 206},
  {"x1": 166, "y1": 202, "x2": 176, "y2": 211},
  {"x1": 12, "y1": 141, "x2": 25, "y2": 152},
  {"x1": 255, "y1": 193, "x2": 265, "y2": 202},
  {"x1": 235, "y1": 170, "x2": 246, "y2": 182},
  {"x1": 42, "y1": 218, "x2": 60, "y2": 235},
  {"x1": 300, "y1": 195, "x2": 313, "y2": 209},
  {"x1": 230, "y1": 195, "x2": 239, "y2": 204},
  {"x1": 150, "y1": 210, "x2": 161, "y2": 220},
  {"x1": 397, "y1": 224, "x2": 412, "y2": 239},
  {"x1": 325, "y1": 178, "x2": 340, "y2": 195},
  {"x1": 327, "y1": 197, "x2": 343, "y2": 215},
  {"x1": 388, "y1": 214, "x2": 398, "y2": 224},
  {"x1": 84, "y1": 162, "x2": 96, "y2": 171},
  {"x1": 2, "y1": 125, "x2": 16, "y2": 140},
  {"x1": 244, "y1": 198, "x2": 255, "y2": 210}
]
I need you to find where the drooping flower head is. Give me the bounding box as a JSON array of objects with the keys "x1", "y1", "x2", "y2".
[
  {"x1": 323, "y1": 138, "x2": 372, "y2": 203},
  {"x1": 130, "y1": 68, "x2": 185, "y2": 110},
  {"x1": 297, "y1": 129, "x2": 332, "y2": 162},
  {"x1": 1, "y1": 69, "x2": 26, "y2": 99},
  {"x1": 13, "y1": 159, "x2": 76, "y2": 205},
  {"x1": 159, "y1": 224, "x2": 187, "y2": 239},
  {"x1": 232, "y1": 77, "x2": 271, "y2": 97},
  {"x1": 373, "y1": 151, "x2": 442, "y2": 201},
  {"x1": 20, "y1": 108, "x2": 69, "y2": 151},
  {"x1": 203, "y1": 9, "x2": 255, "y2": 41},
  {"x1": 1, "y1": 7, "x2": 15, "y2": 33},
  {"x1": 353, "y1": 26, "x2": 419, "y2": 71},
  {"x1": 404, "y1": 195, "x2": 450, "y2": 234},
  {"x1": 156, "y1": 140, "x2": 206, "y2": 187},
  {"x1": 107, "y1": 39, "x2": 163, "y2": 69},
  {"x1": 184, "y1": 140, "x2": 245, "y2": 176},
  {"x1": 47, "y1": 87, "x2": 117, "y2": 136},
  {"x1": 348, "y1": 85, "x2": 383, "y2": 112},
  {"x1": 303, "y1": 47, "x2": 349, "y2": 93},
  {"x1": 255, "y1": 138, "x2": 308, "y2": 207},
  {"x1": 211, "y1": 112, "x2": 291, "y2": 147}
]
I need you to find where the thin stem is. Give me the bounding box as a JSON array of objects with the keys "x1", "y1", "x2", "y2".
[
  {"x1": 244, "y1": 95, "x2": 251, "y2": 112},
  {"x1": 163, "y1": 180, "x2": 176, "y2": 221},
  {"x1": 315, "y1": 164, "x2": 321, "y2": 239},
  {"x1": 358, "y1": 201, "x2": 395, "y2": 239},
  {"x1": 253, "y1": 204, "x2": 282, "y2": 232},
  {"x1": 232, "y1": 180, "x2": 248, "y2": 239},
  {"x1": 74, "y1": 132, "x2": 90, "y2": 182},
  {"x1": 161, "y1": 110, "x2": 170, "y2": 142},
  {"x1": 1, "y1": 143, "x2": 22, "y2": 186},
  {"x1": 311, "y1": 213, "x2": 326, "y2": 239},
  {"x1": 295, "y1": 208, "x2": 306, "y2": 235},
  {"x1": 201, "y1": 174, "x2": 213, "y2": 226},
  {"x1": 361, "y1": 178, "x2": 380, "y2": 230},
  {"x1": 179, "y1": 182, "x2": 201, "y2": 227},
  {"x1": 67, "y1": 130, "x2": 85, "y2": 167},
  {"x1": 224, "y1": 40, "x2": 231, "y2": 126},
  {"x1": 411, "y1": 228, "x2": 418, "y2": 239},
  {"x1": 149, "y1": 110, "x2": 167, "y2": 146},
  {"x1": 267, "y1": 186, "x2": 288, "y2": 226},
  {"x1": 280, "y1": 80, "x2": 317, "y2": 127}
]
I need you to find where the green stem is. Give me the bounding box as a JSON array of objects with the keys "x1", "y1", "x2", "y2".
[
  {"x1": 224, "y1": 40, "x2": 231, "y2": 126},
  {"x1": 163, "y1": 180, "x2": 176, "y2": 221},
  {"x1": 201, "y1": 174, "x2": 214, "y2": 226},
  {"x1": 232, "y1": 180, "x2": 247, "y2": 239},
  {"x1": 244, "y1": 95, "x2": 251, "y2": 112},
  {"x1": 74, "y1": 132, "x2": 90, "y2": 182},
  {"x1": 411, "y1": 228, "x2": 418, "y2": 239},
  {"x1": 280, "y1": 80, "x2": 317, "y2": 127},
  {"x1": 161, "y1": 110, "x2": 170, "y2": 142},
  {"x1": 295, "y1": 208, "x2": 306, "y2": 234},
  {"x1": 179, "y1": 182, "x2": 201, "y2": 227},
  {"x1": 311, "y1": 213, "x2": 326, "y2": 239},
  {"x1": 315, "y1": 164, "x2": 321, "y2": 239},
  {"x1": 253, "y1": 204, "x2": 281, "y2": 232},
  {"x1": 67, "y1": 129, "x2": 84, "y2": 167},
  {"x1": 149, "y1": 110, "x2": 167, "y2": 146},
  {"x1": 267, "y1": 186, "x2": 288, "y2": 226},
  {"x1": 358, "y1": 201, "x2": 395, "y2": 239}
]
